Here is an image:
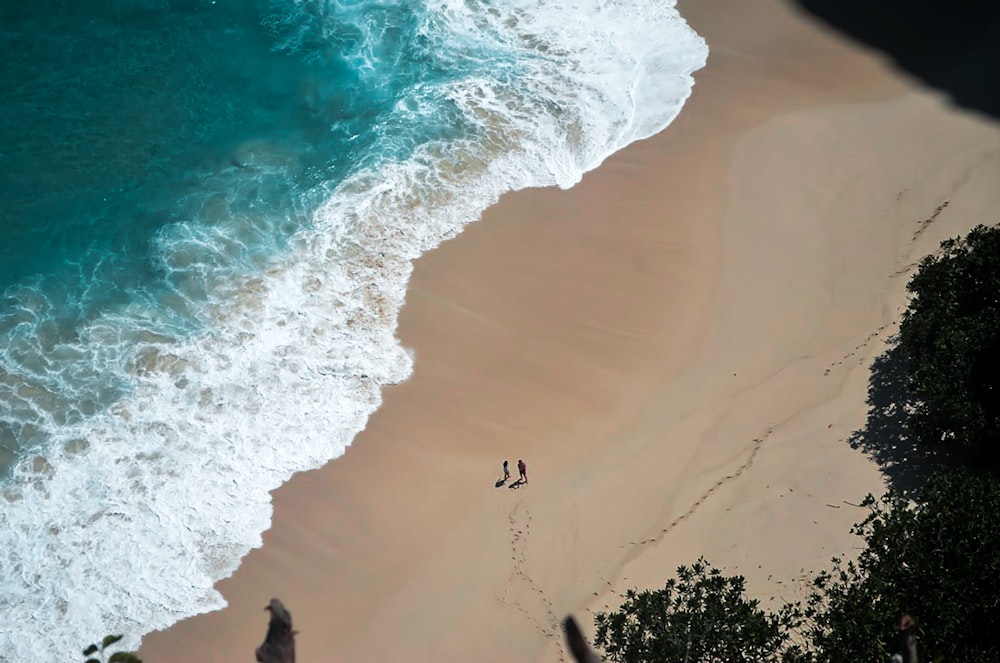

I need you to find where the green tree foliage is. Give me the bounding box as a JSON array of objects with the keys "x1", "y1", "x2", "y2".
[
  {"x1": 593, "y1": 224, "x2": 1000, "y2": 662},
  {"x1": 594, "y1": 472, "x2": 1000, "y2": 663},
  {"x1": 593, "y1": 559, "x2": 806, "y2": 663},
  {"x1": 804, "y1": 469, "x2": 1000, "y2": 663},
  {"x1": 82, "y1": 635, "x2": 142, "y2": 663},
  {"x1": 897, "y1": 224, "x2": 1000, "y2": 462}
]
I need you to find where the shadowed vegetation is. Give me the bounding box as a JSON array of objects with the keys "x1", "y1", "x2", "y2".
[{"x1": 593, "y1": 225, "x2": 1000, "y2": 662}]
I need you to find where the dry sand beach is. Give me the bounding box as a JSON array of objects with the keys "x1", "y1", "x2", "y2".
[{"x1": 142, "y1": 0, "x2": 1000, "y2": 660}]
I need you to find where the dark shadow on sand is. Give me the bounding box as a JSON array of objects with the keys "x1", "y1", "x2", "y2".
[
  {"x1": 847, "y1": 343, "x2": 956, "y2": 495},
  {"x1": 508, "y1": 479, "x2": 526, "y2": 490},
  {"x1": 495, "y1": 478, "x2": 507, "y2": 488},
  {"x1": 793, "y1": 0, "x2": 1000, "y2": 120}
]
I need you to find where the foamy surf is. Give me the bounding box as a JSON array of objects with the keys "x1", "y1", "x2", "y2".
[{"x1": 0, "y1": 0, "x2": 706, "y2": 659}]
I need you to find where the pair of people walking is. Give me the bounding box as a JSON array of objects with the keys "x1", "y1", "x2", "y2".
[{"x1": 503, "y1": 459, "x2": 527, "y2": 484}]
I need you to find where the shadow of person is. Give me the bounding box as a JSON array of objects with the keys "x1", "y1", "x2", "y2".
[
  {"x1": 508, "y1": 479, "x2": 525, "y2": 489},
  {"x1": 495, "y1": 478, "x2": 507, "y2": 488}
]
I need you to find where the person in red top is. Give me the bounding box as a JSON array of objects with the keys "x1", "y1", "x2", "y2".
[{"x1": 517, "y1": 459, "x2": 527, "y2": 484}]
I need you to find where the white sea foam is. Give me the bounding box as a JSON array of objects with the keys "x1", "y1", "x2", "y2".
[{"x1": 0, "y1": 0, "x2": 706, "y2": 659}]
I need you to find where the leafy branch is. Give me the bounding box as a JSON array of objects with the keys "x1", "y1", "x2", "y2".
[{"x1": 82, "y1": 635, "x2": 141, "y2": 663}]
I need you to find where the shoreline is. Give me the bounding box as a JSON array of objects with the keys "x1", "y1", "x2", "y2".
[{"x1": 141, "y1": 1, "x2": 1000, "y2": 660}]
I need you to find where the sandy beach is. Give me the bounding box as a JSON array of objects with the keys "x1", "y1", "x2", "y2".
[{"x1": 141, "y1": 1, "x2": 1000, "y2": 661}]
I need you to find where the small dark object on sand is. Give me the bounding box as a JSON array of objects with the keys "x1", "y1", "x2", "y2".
[{"x1": 256, "y1": 598, "x2": 296, "y2": 663}]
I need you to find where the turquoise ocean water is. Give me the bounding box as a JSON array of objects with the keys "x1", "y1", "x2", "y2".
[{"x1": 0, "y1": 0, "x2": 705, "y2": 657}]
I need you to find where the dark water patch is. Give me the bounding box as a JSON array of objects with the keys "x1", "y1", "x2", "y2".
[{"x1": 1, "y1": 0, "x2": 315, "y2": 291}]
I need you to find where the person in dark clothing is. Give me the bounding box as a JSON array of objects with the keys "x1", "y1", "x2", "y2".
[
  {"x1": 517, "y1": 459, "x2": 527, "y2": 484},
  {"x1": 503, "y1": 460, "x2": 510, "y2": 480}
]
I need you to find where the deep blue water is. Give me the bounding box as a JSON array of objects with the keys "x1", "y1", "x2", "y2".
[{"x1": 0, "y1": 0, "x2": 481, "y2": 470}]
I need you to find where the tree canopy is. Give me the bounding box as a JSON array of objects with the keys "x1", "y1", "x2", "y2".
[
  {"x1": 594, "y1": 469, "x2": 1000, "y2": 663},
  {"x1": 594, "y1": 224, "x2": 1000, "y2": 663},
  {"x1": 593, "y1": 559, "x2": 805, "y2": 663},
  {"x1": 898, "y1": 224, "x2": 1000, "y2": 464},
  {"x1": 804, "y1": 469, "x2": 1000, "y2": 662}
]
